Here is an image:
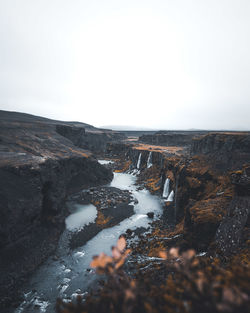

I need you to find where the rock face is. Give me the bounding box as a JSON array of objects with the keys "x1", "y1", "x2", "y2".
[
  {"x1": 56, "y1": 124, "x2": 125, "y2": 153},
  {"x1": 191, "y1": 132, "x2": 250, "y2": 170},
  {"x1": 0, "y1": 110, "x2": 114, "y2": 307},
  {"x1": 215, "y1": 166, "x2": 250, "y2": 255},
  {"x1": 139, "y1": 131, "x2": 203, "y2": 147}
]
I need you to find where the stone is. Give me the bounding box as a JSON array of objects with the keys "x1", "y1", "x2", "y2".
[{"x1": 147, "y1": 212, "x2": 154, "y2": 218}]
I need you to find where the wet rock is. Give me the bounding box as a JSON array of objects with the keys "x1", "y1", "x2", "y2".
[
  {"x1": 126, "y1": 229, "x2": 133, "y2": 236},
  {"x1": 147, "y1": 212, "x2": 154, "y2": 219}
]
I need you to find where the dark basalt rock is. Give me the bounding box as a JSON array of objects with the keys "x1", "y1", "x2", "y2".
[
  {"x1": 0, "y1": 110, "x2": 114, "y2": 309},
  {"x1": 215, "y1": 166, "x2": 250, "y2": 255},
  {"x1": 215, "y1": 196, "x2": 250, "y2": 256},
  {"x1": 191, "y1": 132, "x2": 250, "y2": 170},
  {"x1": 56, "y1": 124, "x2": 125, "y2": 154},
  {"x1": 231, "y1": 165, "x2": 250, "y2": 196},
  {"x1": 139, "y1": 131, "x2": 205, "y2": 147},
  {"x1": 147, "y1": 212, "x2": 154, "y2": 218}
]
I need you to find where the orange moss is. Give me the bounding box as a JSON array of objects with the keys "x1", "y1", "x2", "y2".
[
  {"x1": 114, "y1": 160, "x2": 131, "y2": 173},
  {"x1": 186, "y1": 177, "x2": 202, "y2": 189},
  {"x1": 69, "y1": 147, "x2": 90, "y2": 158},
  {"x1": 145, "y1": 177, "x2": 161, "y2": 193},
  {"x1": 132, "y1": 144, "x2": 184, "y2": 155},
  {"x1": 230, "y1": 249, "x2": 250, "y2": 266},
  {"x1": 96, "y1": 211, "x2": 111, "y2": 226},
  {"x1": 189, "y1": 197, "x2": 229, "y2": 225}
]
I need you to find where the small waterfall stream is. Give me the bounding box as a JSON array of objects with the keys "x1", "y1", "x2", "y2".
[
  {"x1": 166, "y1": 190, "x2": 174, "y2": 202},
  {"x1": 146, "y1": 151, "x2": 152, "y2": 168},
  {"x1": 137, "y1": 153, "x2": 142, "y2": 169},
  {"x1": 162, "y1": 178, "x2": 170, "y2": 198}
]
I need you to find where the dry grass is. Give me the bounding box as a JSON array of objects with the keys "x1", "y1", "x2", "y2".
[{"x1": 133, "y1": 143, "x2": 184, "y2": 155}]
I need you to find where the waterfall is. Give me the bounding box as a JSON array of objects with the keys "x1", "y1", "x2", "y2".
[
  {"x1": 162, "y1": 178, "x2": 170, "y2": 198},
  {"x1": 174, "y1": 175, "x2": 179, "y2": 223},
  {"x1": 147, "y1": 151, "x2": 152, "y2": 168},
  {"x1": 166, "y1": 190, "x2": 174, "y2": 202},
  {"x1": 137, "y1": 153, "x2": 142, "y2": 169}
]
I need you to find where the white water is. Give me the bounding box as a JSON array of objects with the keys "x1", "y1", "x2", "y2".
[
  {"x1": 16, "y1": 170, "x2": 163, "y2": 313},
  {"x1": 98, "y1": 160, "x2": 114, "y2": 165},
  {"x1": 162, "y1": 178, "x2": 170, "y2": 198},
  {"x1": 166, "y1": 190, "x2": 174, "y2": 202},
  {"x1": 146, "y1": 151, "x2": 152, "y2": 168},
  {"x1": 137, "y1": 153, "x2": 142, "y2": 169},
  {"x1": 65, "y1": 204, "x2": 97, "y2": 231}
]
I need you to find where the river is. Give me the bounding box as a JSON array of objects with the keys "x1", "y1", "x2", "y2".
[{"x1": 15, "y1": 165, "x2": 163, "y2": 313}]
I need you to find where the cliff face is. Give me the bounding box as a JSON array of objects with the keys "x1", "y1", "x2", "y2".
[
  {"x1": 214, "y1": 166, "x2": 250, "y2": 255},
  {"x1": 109, "y1": 133, "x2": 249, "y2": 254},
  {"x1": 0, "y1": 111, "x2": 113, "y2": 305},
  {"x1": 56, "y1": 124, "x2": 125, "y2": 153},
  {"x1": 191, "y1": 133, "x2": 250, "y2": 170},
  {"x1": 139, "y1": 131, "x2": 202, "y2": 147}
]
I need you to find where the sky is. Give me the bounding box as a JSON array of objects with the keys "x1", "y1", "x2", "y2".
[{"x1": 0, "y1": 0, "x2": 250, "y2": 130}]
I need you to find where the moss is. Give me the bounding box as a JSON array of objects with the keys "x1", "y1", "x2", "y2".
[
  {"x1": 96, "y1": 211, "x2": 111, "y2": 227},
  {"x1": 114, "y1": 160, "x2": 132, "y2": 173}
]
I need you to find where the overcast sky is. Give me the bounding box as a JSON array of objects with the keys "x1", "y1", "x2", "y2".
[{"x1": 0, "y1": 0, "x2": 250, "y2": 130}]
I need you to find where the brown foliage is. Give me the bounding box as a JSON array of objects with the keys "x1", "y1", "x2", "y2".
[{"x1": 56, "y1": 238, "x2": 250, "y2": 313}]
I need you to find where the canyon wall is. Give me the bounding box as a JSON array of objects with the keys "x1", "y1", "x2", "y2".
[
  {"x1": 110, "y1": 133, "x2": 250, "y2": 254},
  {"x1": 56, "y1": 125, "x2": 125, "y2": 153},
  {"x1": 0, "y1": 111, "x2": 114, "y2": 305},
  {"x1": 139, "y1": 131, "x2": 204, "y2": 147},
  {"x1": 191, "y1": 132, "x2": 250, "y2": 170}
]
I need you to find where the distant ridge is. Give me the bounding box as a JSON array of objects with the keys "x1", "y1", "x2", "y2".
[
  {"x1": 0, "y1": 110, "x2": 96, "y2": 130},
  {"x1": 100, "y1": 125, "x2": 157, "y2": 131}
]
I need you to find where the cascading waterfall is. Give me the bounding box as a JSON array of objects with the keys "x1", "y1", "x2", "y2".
[
  {"x1": 166, "y1": 190, "x2": 174, "y2": 202},
  {"x1": 162, "y1": 178, "x2": 170, "y2": 198},
  {"x1": 147, "y1": 151, "x2": 153, "y2": 168},
  {"x1": 137, "y1": 153, "x2": 142, "y2": 169},
  {"x1": 174, "y1": 175, "x2": 179, "y2": 223}
]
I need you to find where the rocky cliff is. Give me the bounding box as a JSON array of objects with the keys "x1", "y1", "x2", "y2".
[
  {"x1": 108, "y1": 133, "x2": 250, "y2": 254},
  {"x1": 0, "y1": 111, "x2": 114, "y2": 307},
  {"x1": 191, "y1": 132, "x2": 250, "y2": 170},
  {"x1": 56, "y1": 124, "x2": 125, "y2": 154},
  {"x1": 139, "y1": 131, "x2": 204, "y2": 147}
]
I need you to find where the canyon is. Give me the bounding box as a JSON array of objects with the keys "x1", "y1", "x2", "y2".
[{"x1": 0, "y1": 110, "x2": 249, "y2": 313}]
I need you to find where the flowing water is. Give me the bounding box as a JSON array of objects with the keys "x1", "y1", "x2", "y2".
[
  {"x1": 166, "y1": 190, "x2": 174, "y2": 202},
  {"x1": 146, "y1": 151, "x2": 152, "y2": 168},
  {"x1": 65, "y1": 204, "x2": 97, "y2": 231},
  {"x1": 15, "y1": 167, "x2": 163, "y2": 313},
  {"x1": 137, "y1": 153, "x2": 142, "y2": 169},
  {"x1": 162, "y1": 178, "x2": 170, "y2": 198}
]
